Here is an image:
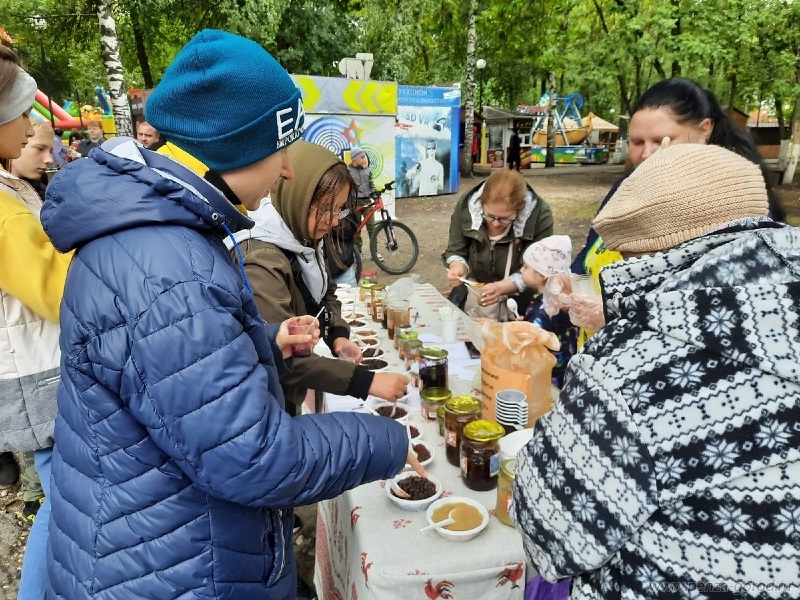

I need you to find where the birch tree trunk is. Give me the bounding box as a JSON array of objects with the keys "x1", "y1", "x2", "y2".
[
  {"x1": 545, "y1": 73, "x2": 556, "y2": 168},
  {"x1": 460, "y1": 0, "x2": 477, "y2": 178},
  {"x1": 98, "y1": 0, "x2": 133, "y2": 137},
  {"x1": 783, "y1": 67, "x2": 800, "y2": 185}
]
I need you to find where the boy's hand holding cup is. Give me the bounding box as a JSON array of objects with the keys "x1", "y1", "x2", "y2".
[{"x1": 278, "y1": 316, "x2": 319, "y2": 360}]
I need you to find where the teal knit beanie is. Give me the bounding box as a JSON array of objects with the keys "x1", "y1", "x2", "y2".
[{"x1": 146, "y1": 29, "x2": 304, "y2": 171}]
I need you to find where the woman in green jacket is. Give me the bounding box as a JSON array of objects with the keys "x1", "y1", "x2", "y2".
[{"x1": 443, "y1": 169, "x2": 553, "y2": 317}]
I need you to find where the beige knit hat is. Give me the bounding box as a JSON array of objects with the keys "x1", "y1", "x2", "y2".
[{"x1": 593, "y1": 143, "x2": 768, "y2": 253}]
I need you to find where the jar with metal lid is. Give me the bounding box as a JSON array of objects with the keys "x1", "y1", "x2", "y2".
[
  {"x1": 360, "y1": 270, "x2": 378, "y2": 285},
  {"x1": 396, "y1": 329, "x2": 418, "y2": 355},
  {"x1": 386, "y1": 301, "x2": 410, "y2": 340},
  {"x1": 402, "y1": 339, "x2": 423, "y2": 369},
  {"x1": 460, "y1": 420, "x2": 504, "y2": 491},
  {"x1": 421, "y1": 387, "x2": 452, "y2": 421},
  {"x1": 495, "y1": 458, "x2": 517, "y2": 526},
  {"x1": 419, "y1": 347, "x2": 448, "y2": 392},
  {"x1": 359, "y1": 281, "x2": 374, "y2": 304},
  {"x1": 444, "y1": 396, "x2": 482, "y2": 466},
  {"x1": 436, "y1": 405, "x2": 446, "y2": 437},
  {"x1": 370, "y1": 285, "x2": 386, "y2": 323},
  {"x1": 394, "y1": 325, "x2": 413, "y2": 349}
]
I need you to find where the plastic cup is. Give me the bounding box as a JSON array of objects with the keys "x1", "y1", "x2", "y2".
[
  {"x1": 441, "y1": 314, "x2": 458, "y2": 344},
  {"x1": 338, "y1": 345, "x2": 361, "y2": 363},
  {"x1": 288, "y1": 320, "x2": 313, "y2": 358}
]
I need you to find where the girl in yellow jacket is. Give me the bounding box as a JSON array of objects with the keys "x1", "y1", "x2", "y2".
[{"x1": 0, "y1": 45, "x2": 72, "y2": 599}]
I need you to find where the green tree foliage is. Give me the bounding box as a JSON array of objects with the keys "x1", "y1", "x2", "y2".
[{"x1": 0, "y1": 0, "x2": 797, "y2": 130}]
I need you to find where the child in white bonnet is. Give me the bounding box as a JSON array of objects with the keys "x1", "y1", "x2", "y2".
[{"x1": 519, "y1": 235, "x2": 577, "y2": 388}]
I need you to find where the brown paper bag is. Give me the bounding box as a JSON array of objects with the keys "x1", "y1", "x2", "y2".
[{"x1": 479, "y1": 320, "x2": 559, "y2": 428}]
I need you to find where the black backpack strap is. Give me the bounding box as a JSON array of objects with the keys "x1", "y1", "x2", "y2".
[{"x1": 281, "y1": 248, "x2": 333, "y2": 338}]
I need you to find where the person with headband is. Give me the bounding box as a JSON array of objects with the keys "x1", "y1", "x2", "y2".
[
  {"x1": 0, "y1": 45, "x2": 73, "y2": 599},
  {"x1": 41, "y1": 30, "x2": 424, "y2": 599},
  {"x1": 513, "y1": 143, "x2": 799, "y2": 598}
]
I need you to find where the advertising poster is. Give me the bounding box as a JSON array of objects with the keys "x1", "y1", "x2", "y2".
[
  {"x1": 291, "y1": 75, "x2": 397, "y2": 195},
  {"x1": 396, "y1": 86, "x2": 461, "y2": 198}
]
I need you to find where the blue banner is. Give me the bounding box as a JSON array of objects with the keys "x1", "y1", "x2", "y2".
[{"x1": 396, "y1": 86, "x2": 461, "y2": 198}]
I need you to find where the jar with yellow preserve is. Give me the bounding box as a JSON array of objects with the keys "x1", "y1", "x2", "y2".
[
  {"x1": 495, "y1": 458, "x2": 517, "y2": 526},
  {"x1": 359, "y1": 281, "x2": 374, "y2": 304},
  {"x1": 421, "y1": 387, "x2": 451, "y2": 421},
  {"x1": 370, "y1": 285, "x2": 386, "y2": 323},
  {"x1": 444, "y1": 396, "x2": 482, "y2": 466},
  {"x1": 460, "y1": 420, "x2": 504, "y2": 491}
]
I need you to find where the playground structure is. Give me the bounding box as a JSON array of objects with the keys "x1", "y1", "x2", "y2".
[
  {"x1": 530, "y1": 93, "x2": 610, "y2": 164},
  {"x1": 31, "y1": 86, "x2": 117, "y2": 137}
]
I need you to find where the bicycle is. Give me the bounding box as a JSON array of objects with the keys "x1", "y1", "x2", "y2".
[{"x1": 354, "y1": 180, "x2": 419, "y2": 275}]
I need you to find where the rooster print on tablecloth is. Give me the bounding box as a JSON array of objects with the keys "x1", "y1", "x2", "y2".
[
  {"x1": 424, "y1": 579, "x2": 454, "y2": 599},
  {"x1": 496, "y1": 562, "x2": 524, "y2": 589}
]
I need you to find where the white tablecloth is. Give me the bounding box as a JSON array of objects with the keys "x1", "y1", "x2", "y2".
[{"x1": 314, "y1": 283, "x2": 529, "y2": 600}]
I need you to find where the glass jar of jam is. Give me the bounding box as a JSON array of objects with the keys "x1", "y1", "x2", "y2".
[
  {"x1": 402, "y1": 339, "x2": 423, "y2": 369},
  {"x1": 436, "y1": 405, "x2": 446, "y2": 437},
  {"x1": 460, "y1": 420, "x2": 505, "y2": 491},
  {"x1": 360, "y1": 281, "x2": 374, "y2": 304},
  {"x1": 444, "y1": 396, "x2": 482, "y2": 466},
  {"x1": 386, "y1": 301, "x2": 410, "y2": 340},
  {"x1": 495, "y1": 458, "x2": 517, "y2": 526},
  {"x1": 360, "y1": 270, "x2": 378, "y2": 285},
  {"x1": 370, "y1": 285, "x2": 386, "y2": 323},
  {"x1": 421, "y1": 387, "x2": 452, "y2": 421},
  {"x1": 396, "y1": 328, "x2": 418, "y2": 354},
  {"x1": 419, "y1": 347, "x2": 448, "y2": 392},
  {"x1": 394, "y1": 325, "x2": 415, "y2": 351}
]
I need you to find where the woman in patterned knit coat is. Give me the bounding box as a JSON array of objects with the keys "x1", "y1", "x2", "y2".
[{"x1": 513, "y1": 143, "x2": 800, "y2": 598}]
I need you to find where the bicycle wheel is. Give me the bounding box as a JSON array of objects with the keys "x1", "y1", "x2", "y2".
[{"x1": 370, "y1": 220, "x2": 419, "y2": 275}]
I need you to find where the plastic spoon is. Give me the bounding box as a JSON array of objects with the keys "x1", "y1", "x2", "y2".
[
  {"x1": 457, "y1": 276, "x2": 484, "y2": 288},
  {"x1": 507, "y1": 298, "x2": 520, "y2": 320},
  {"x1": 305, "y1": 306, "x2": 325, "y2": 334},
  {"x1": 420, "y1": 509, "x2": 456, "y2": 532},
  {"x1": 388, "y1": 479, "x2": 412, "y2": 499}
]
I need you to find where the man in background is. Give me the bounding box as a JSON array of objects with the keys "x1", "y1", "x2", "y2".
[{"x1": 136, "y1": 120, "x2": 163, "y2": 150}]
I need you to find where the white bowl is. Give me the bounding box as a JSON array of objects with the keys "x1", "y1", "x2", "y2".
[
  {"x1": 372, "y1": 401, "x2": 410, "y2": 424},
  {"x1": 425, "y1": 496, "x2": 490, "y2": 542},
  {"x1": 354, "y1": 327, "x2": 381, "y2": 338},
  {"x1": 406, "y1": 421, "x2": 423, "y2": 442},
  {"x1": 360, "y1": 347, "x2": 385, "y2": 360},
  {"x1": 498, "y1": 428, "x2": 534, "y2": 461},
  {"x1": 386, "y1": 472, "x2": 442, "y2": 512},
  {"x1": 406, "y1": 439, "x2": 435, "y2": 469}
]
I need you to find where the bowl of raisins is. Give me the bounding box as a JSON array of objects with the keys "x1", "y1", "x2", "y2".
[{"x1": 386, "y1": 472, "x2": 442, "y2": 512}]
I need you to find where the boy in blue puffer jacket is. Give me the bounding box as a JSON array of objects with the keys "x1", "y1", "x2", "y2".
[{"x1": 41, "y1": 30, "x2": 422, "y2": 600}]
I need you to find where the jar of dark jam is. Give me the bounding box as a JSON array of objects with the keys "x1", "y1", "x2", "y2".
[
  {"x1": 444, "y1": 396, "x2": 482, "y2": 466},
  {"x1": 419, "y1": 347, "x2": 448, "y2": 392},
  {"x1": 460, "y1": 420, "x2": 504, "y2": 491}
]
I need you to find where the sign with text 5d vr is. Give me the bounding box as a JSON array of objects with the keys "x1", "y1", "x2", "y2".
[
  {"x1": 395, "y1": 86, "x2": 461, "y2": 198},
  {"x1": 291, "y1": 74, "x2": 397, "y2": 215}
]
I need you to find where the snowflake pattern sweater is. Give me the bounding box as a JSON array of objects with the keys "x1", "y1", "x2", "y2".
[{"x1": 513, "y1": 221, "x2": 800, "y2": 599}]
